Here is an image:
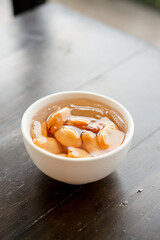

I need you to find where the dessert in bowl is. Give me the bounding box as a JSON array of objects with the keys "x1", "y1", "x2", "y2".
[{"x1": 21, "y1": 91, "x2": 134, "y2": 184}]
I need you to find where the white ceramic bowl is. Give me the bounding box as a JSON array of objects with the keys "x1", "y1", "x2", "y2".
[{"x1": 21, "y1": 91, "x2": 134, "y2": 185}]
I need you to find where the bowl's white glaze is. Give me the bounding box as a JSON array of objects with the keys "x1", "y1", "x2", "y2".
[{"x1": 21, "y1": 91, "x2": 134, "y2": 184}]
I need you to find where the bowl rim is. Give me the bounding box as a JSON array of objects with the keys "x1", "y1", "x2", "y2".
[{"x1": 21, "y1": 91, "x2": 134, "y2": 162}]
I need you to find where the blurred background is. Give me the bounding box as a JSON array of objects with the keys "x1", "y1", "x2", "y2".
[{"x1": 0, "y1": 0, "x2": 160, "y2": 47}]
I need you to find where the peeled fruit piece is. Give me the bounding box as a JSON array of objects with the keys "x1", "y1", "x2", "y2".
[
  {"x1": 68, "y1": 147, "x2": 90, "y2": 158},
  {"x1": 98, "y1": 117, "x2": 112, "y2": 125},
  {"x1": 41, "y1": 120, "x2": 48, "y2": 137},
  {"x1": 31, "y1": 120, "x2": 48, "y2": 139},
  {"x1": 54, "y1": 126, "x2": 82, "y2": 148},
  {"x1": 108, "y1": 110, "x2": 127, "y2": 132},
  {"x1": 47, "y1": 107, "x2": 71, "y2": 134},
  {"x1": 31, "y1": 121, "x2": 42, "y2": 139},
  {"x1": 82, "y1": 131, "x2": 102, "y2": 156},
  {"x1": 86, "y1": 117, "x2": 111, "y2": 133},
  {"x1": 85, "y1": 122, "x2": 102, "y2": 134},
  {"x1": 33, "y1": 137, "x2": 62, "y2": 154},
  {"x1": 98, "y1": 123, "x2": 125, "y2": 150},
  {"x1": 66, "y1": 116, "x2": 90, "y2": 128}
]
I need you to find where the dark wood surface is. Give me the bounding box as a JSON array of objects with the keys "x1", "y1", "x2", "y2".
[{"x1": 0, "y1": 2, "x2": 160, "y2": 240}]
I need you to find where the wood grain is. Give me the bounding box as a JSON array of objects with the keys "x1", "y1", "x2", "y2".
[
  {"x1": 16, "y1": 130, "x2": 160, "y2": 240},
  {"x1": 0, "y1": 2, "x2": 160, "y2": 240},
  {"x1": 77, "y1": 46, "x2": 160, "y2": 148}
]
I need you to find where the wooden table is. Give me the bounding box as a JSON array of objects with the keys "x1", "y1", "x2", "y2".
[{"x1": 1, "y1": 2, "x2": 160, "y2": 240}]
